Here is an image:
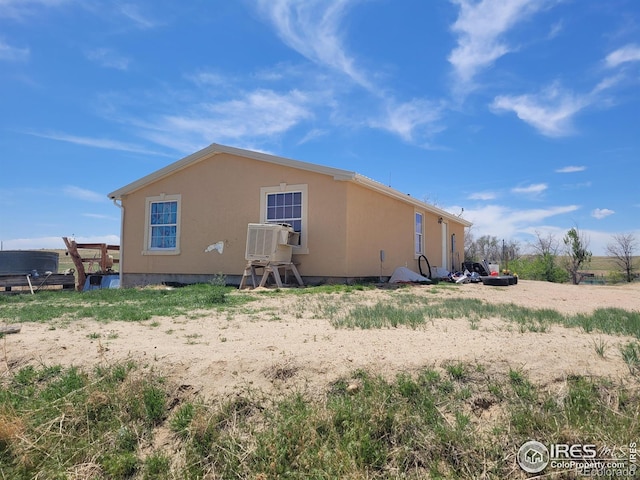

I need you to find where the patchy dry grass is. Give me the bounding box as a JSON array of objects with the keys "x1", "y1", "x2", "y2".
[
  {"x1": 1, "y1": 362, "x2": 638, "y2": 479},
  {"x1": 2, "y1": 282, "x2": 640, "y2": 477}
]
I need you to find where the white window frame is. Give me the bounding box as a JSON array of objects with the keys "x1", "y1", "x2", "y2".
[
  {"x1": 414, "y1": 211, "x2": 424, "y2": 257},
  {"x1": 143, "y1": 194, "x2": 181, "y2": 255},
  {"x1": 260, "y1": 183, "x2": 309, "y2": 254}
]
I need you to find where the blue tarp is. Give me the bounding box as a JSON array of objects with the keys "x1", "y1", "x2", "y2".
[{"x1": 83, "y1": 274, "x2": 120, "y2": 291}]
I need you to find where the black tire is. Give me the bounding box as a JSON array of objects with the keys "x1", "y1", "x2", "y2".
[{"x1": 481, "y1": 276, "x2": 510, "y2": 286}]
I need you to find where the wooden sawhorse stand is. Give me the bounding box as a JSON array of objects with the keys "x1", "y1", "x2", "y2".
[{"x1": 239, "y1": 261, "x2": 304, "y2": 289}]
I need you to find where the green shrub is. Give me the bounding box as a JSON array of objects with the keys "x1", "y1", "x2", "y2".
[
  {"x1": 101, "y1": 452, "x2": 138, "y2": 478},
  {"x1": 620, "y1": 341, "x2": 640, "y2": 375},
  {"x1": 509, "y1": 255, "x2": 568, "y2": 282},
  {"x1": 208, "y1": 285, "x2": 228, "y2": 304},
  {"x1": 144, "y1": 452, "x2": 171, "y2": 479},
  {"x1": 170, "y1": 402, "x2": 195, "y2": 437},
  {"x1": 143, "y1": 385, "x2": 167, "y2": 424},
  {"x1": 607, "y1": 270, "x2": 626, "y2": 284}
]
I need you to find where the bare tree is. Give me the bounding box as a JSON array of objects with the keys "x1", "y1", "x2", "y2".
[
  {"x1": 524, "y1": 230, "x2": 565, "y2": 282},
  {"x1": 563, "y1": 227, "x2": 592, "y2": 285},
  {"x1": 502, "y1": 239, "x2": 521, "y2": 269},
  {"x1": 607, "y1": 233, "x2": 638, "y2": 282},
  {"x1": 529, "y1": 231, "x2": 559, "y2": 256},
  {"x1": 464, "y1": 227, "x2": 476, "y2": 262},
  {"x1": 464, "y1": 227, "x2": 521, "y2": 265}
]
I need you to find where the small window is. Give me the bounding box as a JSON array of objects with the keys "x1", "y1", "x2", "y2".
[
  {"x1": 144, "y1": 194, "x2": 181, "y2": 254},
  {"x1": 415, "y1": 212, "x2": 424, "y2": 255}
]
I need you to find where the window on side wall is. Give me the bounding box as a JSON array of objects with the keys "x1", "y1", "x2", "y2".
[
  {"x1": 260, "y1": 184, "x2": 308, "y2": 254},
  {"x1": 144, "y1": 194, "x2": 181, "y2": 255},
  {"x1": 415, "y1": 212, "x2": 424, "y2": 256}
]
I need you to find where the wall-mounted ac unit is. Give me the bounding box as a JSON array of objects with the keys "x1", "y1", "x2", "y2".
[{"x1": 245, "y1": 223, "x2": 300, "y2": 262}]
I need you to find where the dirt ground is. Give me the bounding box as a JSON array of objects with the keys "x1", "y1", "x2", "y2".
[{"x1": 2, "y1": 280, "x2": 640, "y2": 399}]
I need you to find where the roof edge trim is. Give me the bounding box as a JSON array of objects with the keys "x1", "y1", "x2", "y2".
[
  {"x1": 106, "y1": 143, "x2": 471, "y2": 227},
  {"x1": 108, "y1": 143, "x2": 356, "y2": 199}
]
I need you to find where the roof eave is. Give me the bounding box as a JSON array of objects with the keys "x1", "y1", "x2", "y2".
[
  {"x1": 106, "y1": 143, "x2": 471, "y2": 228},
  {"x1": 352, "y1": 174, "x2": 473, "y2": 227},
  {"x1": 108, "y1": 144, "x2": 221, "y2": 199}
]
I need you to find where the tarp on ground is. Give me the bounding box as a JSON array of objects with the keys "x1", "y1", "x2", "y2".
[{"x1": 389, "y1": 267, "x2": 431, "y2": 284}]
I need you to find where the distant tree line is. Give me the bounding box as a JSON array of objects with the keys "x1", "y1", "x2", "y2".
[{"x1": 464, "y1": 227, "x2": 638, "y2": 284}]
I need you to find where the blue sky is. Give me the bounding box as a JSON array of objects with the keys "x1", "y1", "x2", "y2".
[{"x1": 1, "y1": 0, "x2": 639, "y2": 256}]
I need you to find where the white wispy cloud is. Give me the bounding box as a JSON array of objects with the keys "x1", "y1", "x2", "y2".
[
  {"x1": 373, "y1": 98, "x2": 445, "y2": 142},
  {"x1": 546, "y1": 20, "x2": 563, "y2": 40},
  {"x1": 117, "y1": 3, "x2": 159, "y2": 29},
  {"x1": 24, "y1": 130, "x2": 172, "y2": 156},
  {"x1": 490, "y1": 42, "x2": 640, "y2": 137},
  {"x1": 448, "y1": 0, "x2": 550, "y2": 92},
  {"x1": 561, "y1": 181, "x2": 591, "y2": 190},
  {"x1": 591, "y1": 74, "x2": 625, "y2": 95},
  {"x1": 0, "y1": 39, "x2": 29, "y2": 61},
  {"x1": 82, "y1": 213, "x2": 117, "y2": 220},
  {"x1": 461, "y1": 203, "x2": 579, "y2": 240},
  {"x1": 297, "y1": 128, "x2": 327, "y2": 145},
  {"x1": 137, "y1": 88, "x2": 314, "y2": 152},
  {"x1": 555, "y1": 165, "x2": 586, "y2": 173},
  {"x1": 2, "y1": 235, "x2": 120, "y2": 250},
  {"x1": 254, "y1": 62, "x2": 309, "y2": 82},
  {"x1": 507, "y1": 204, "x2": 577, "y2": 222},
  {"x1": 256, "y1": 0, "x2": 373, "y2": 91},
  {"x1": 511, "y1": 183, "x2": 548, "y2": 195},
  {"x1": 468, "y1": 191, "x2": 498, "y2": 200},
  {"x1": 255, "y1": 1, "x2": 447, "y2": 146},
  {"x1": 491, "y1": 83, "x2": 587, "y2": 137},
  {"x1": 592, "y1": 208, "x2": 615, "y2": 219},
  {"x1": 63, "y1": 186, "x2": 105, "y2": 203},
  {"x1": 605, "y1": 43, "x2": 640, "y2": 68},
  {"x1": 86, "y1": 48, "x2": 131, "y2": 70},
  {"x1": 0, "y1": 0, "x2": 69, "y2": 19},
  {"x1": 186, "y1": 71, "x2": 230, "y2": 88}
]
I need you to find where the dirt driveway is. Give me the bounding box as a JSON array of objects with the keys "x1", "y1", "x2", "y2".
[{"x1": 3, "y1": 280, "x2": 639, "y2": 399}]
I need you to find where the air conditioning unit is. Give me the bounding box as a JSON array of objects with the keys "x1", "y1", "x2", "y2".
[{"x1": 245, "y1": 223, "x2": 300, "y2": 262}]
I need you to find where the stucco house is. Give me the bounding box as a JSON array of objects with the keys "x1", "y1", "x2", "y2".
[{"x1": 108, "y1": 143, "x2": 471, "y2": 287}]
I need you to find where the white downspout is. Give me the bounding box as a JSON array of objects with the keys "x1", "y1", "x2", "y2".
[
  {"x1": 441, "y1": 221, "x2": 448, "y2": 273},
  {"x1": 112, "y1": 197, "x2": 124, "y2": 287}
]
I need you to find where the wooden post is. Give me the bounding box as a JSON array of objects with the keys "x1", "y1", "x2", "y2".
[
  {"x1": 26, "y1": 275, "x2": 34, "y2": 295},
  {"x1": 100, "y1": 244, "x2": 108, "y2": 272},
  {"x1": 62, "y1": 237, "x2": 86, "y2": 291}
]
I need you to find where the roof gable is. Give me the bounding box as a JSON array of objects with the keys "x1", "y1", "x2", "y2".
[
  {"x1": 108, "y1": 143, "x2": 471, "y2": 227},
  {"x1": 108, "y1": 143, "x2": 355, "y2": 200}
]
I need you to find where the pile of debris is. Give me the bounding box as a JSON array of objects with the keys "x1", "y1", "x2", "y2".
[
  {"x1": 62, "y1": 237, "x2": 120, "y2": 291},
  {"x1": 389, "y1": 260, "x2": 517, "y2": 287}
]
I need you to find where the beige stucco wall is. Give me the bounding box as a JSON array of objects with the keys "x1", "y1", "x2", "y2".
[
  {"x1": 345, "y1": 182, "x2": 413, "y2": 278},
  {"x1": 343, "y1": 182, "x2": 466, "y2": 277},
  {"x1": 118, "y1": 151, "x2": 468, "y2": 282},
  {"x1": 120, "y1": 152, "x2": 351, "y2": 279}
]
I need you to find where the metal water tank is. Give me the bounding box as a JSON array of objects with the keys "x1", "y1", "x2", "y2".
[{"x1": 0, "y1": 251, "x2": 59, "y2": 275}]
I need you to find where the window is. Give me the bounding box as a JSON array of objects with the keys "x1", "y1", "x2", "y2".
[
  {"x1": 260, "y1": 184, "x2": 308, "y2": 253},
  {"x1": 144, "y1": 194, "x2": 181, "y2": 254},
  {"x1": 415, "y1": 212, "x2": 424, "y2": 256},
  {"x1": 266, "y1": 191, "x2": 302, "y2": 234},
  {"x1": 150, "y1": 201, "x2": 177, "y2": 248}
]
